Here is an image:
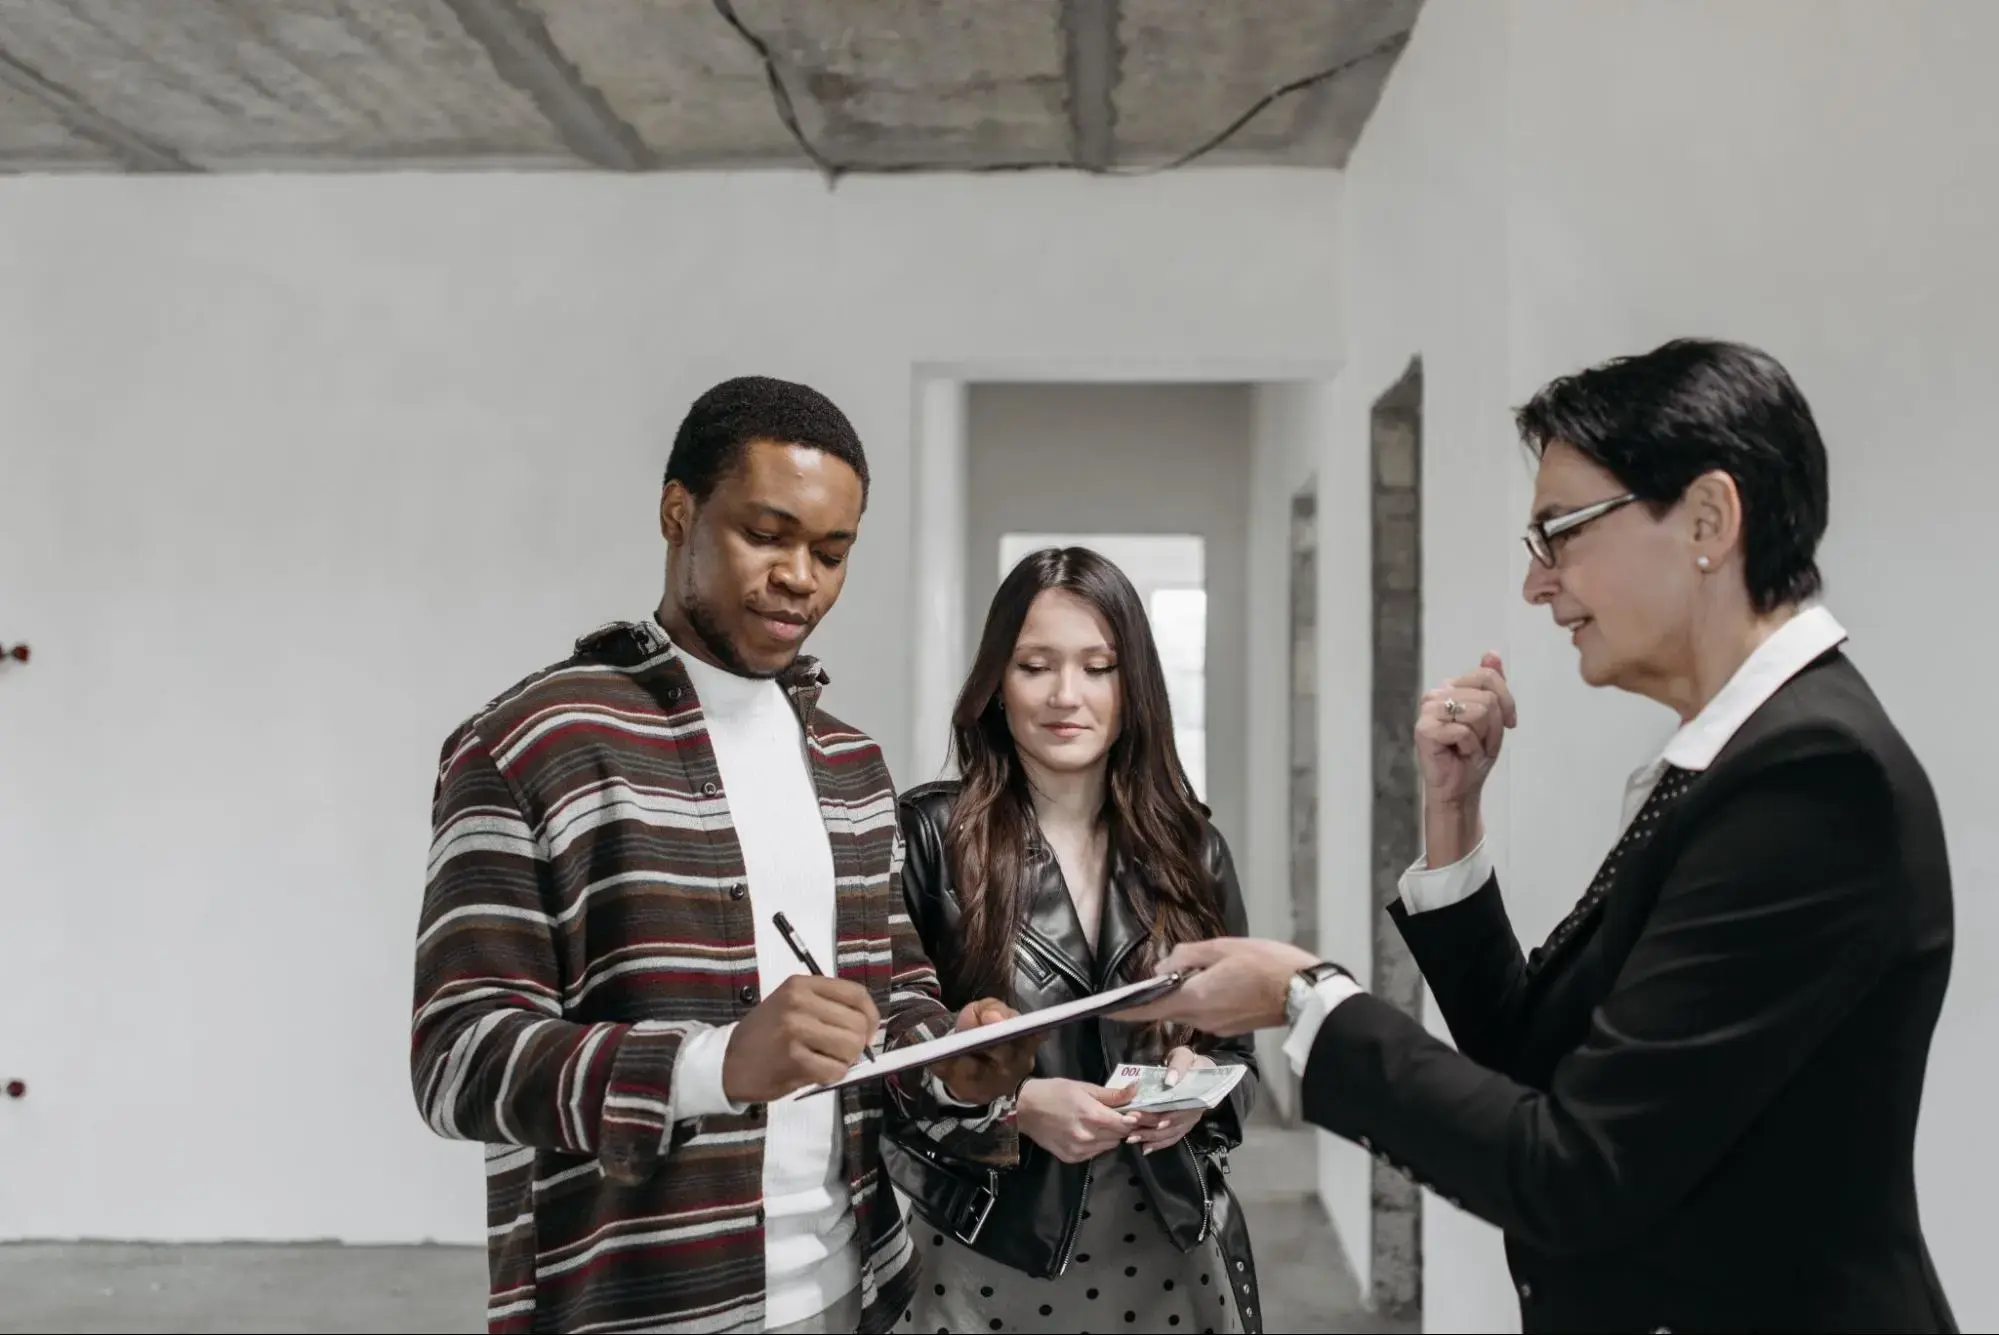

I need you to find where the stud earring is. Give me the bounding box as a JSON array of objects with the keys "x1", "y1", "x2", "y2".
[{"x1": 1696, "y1": 555, "x2": 1711, "y2": 570}]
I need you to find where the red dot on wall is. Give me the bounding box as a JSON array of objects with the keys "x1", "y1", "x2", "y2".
[{"x1": 4, "y1": 1080, "x2": 24, "y2": 1099}]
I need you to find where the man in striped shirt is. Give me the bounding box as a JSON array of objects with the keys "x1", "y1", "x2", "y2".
[{"x1": 412, "y1": 376, "x2": 1036, "y2": 1334}]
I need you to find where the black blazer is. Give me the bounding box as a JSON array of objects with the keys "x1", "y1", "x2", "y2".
[
  {"x1": 1302, "y1": 649, "x2": 1958, "y2": 1333},
  {"x1": 892, "y1": 781, "x2": 1265, "y2": 1324}
]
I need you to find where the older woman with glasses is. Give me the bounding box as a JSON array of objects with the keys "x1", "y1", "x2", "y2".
[{"x1": 1122, "y1": 338, "x2": 1959, "y2": 1333}]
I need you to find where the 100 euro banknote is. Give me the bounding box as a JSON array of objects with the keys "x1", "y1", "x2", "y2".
[{"x1": 1106, "y1": 1061, "x2": 1249, "y2": 1112}]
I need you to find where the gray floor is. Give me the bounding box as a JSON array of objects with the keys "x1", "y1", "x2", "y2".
[
  {"x1": 1, "y1": 1117, "x2": 1415, "y2": 1334},
  {"x1": 1222, "y1": 1117, "x2": 1418, "y2": 1335}
]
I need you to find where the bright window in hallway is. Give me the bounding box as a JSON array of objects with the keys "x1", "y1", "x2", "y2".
[{"x1": 996, "y1": 533, "x2": 1207, "y2": 800}]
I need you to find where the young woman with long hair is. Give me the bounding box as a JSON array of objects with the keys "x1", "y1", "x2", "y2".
[{"x1": 888, "y1": 546, "x2": 1260, "y2": 1334}]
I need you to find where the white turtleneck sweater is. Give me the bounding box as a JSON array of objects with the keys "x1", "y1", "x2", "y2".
[{"x1": 666, "y1": 649, "x2": 858, "y2": 1327}]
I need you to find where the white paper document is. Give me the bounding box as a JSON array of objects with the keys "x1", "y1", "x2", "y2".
[{"x1": 796, "y1": 970, "x2": 1193, "y2": 1098}]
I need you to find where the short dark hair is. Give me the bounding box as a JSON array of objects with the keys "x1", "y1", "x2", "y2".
[
  {"x1": 664, "y1": 375, "x2": 870, "y2": 504},
  {"x1": 1514, "y1": 338, "x2": 1828, "y2": 612}
]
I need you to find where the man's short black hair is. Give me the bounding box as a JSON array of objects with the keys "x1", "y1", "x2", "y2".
[
  {"x1": 1514, "y1": 338, "x2": 1828, "y2": 613},
  {"x1": 664, "y1": 375, "x2": 870, "y2": 504}
]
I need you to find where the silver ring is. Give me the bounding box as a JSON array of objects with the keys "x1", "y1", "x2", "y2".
[{"x1": 1444, "y1": 698, "x2": 1464, "y2": 721}]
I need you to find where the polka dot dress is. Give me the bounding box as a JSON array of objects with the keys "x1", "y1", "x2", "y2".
[{"x1": 899, "y1": 1160, "x2": 1245, "y2": 1333}]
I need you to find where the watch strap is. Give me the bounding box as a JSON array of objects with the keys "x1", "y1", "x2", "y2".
[{"x1": 1285, "y1": 961, "x2": 1352, "y2": 1026}]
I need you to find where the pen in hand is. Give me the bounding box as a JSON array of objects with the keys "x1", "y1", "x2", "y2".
[{"x1": 772, "y1": 911, "x2": 879, "y2": 1064}]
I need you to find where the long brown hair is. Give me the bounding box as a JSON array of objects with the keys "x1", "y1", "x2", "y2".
[{"x1": 943, "y1": 546, "x2": 1227, "y2": 1044}]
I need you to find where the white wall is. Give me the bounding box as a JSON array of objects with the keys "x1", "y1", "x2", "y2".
[
  {"x1": 1246, "y1": 379, "x2": 1380, "y2": 1276},
  {"x1": 1501, "y1": 2, "x2": 1999, "y2": 1326},
  {"x1": 962, "y1": 383, "x2": 1251, "y2": 854},
  {"x1": 1245, "y1": 382, "x2": 1316, "y2": 1108},
  {"x1": 1339, "y1": 0, "x2": 1999, "y2": 1327},
  {"x1": 0, "y1": 168, "x2": 1341, "y2": 1245},
  {"x1": 1323, "y1": 0, "x2": 1520, "y2": 1322}
]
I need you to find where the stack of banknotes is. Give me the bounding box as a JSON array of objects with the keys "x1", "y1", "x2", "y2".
[{"x1": 1105, "y1": 1061, "x2": 1249, "y2": 1114}]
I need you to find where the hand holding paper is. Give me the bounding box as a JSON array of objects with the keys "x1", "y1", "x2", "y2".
[
  {"x1": 931, "y1": 997, "x2": 1042, "y2": 1105},
  {"x1": 1114, "y1": 937, "x2": 1320, "y2": 1037},
  {"x1": 798, "y1": 971, "x2": 1193, "y2": 1097}
]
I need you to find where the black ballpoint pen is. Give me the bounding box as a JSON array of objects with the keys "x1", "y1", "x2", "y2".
[{"x1": 772, "y1": 911, "x2": 879, "y2": 1063}]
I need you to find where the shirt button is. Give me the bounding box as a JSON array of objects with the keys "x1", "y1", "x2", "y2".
[
  {"x1": 1518, "y1": 1281, "x2": 1533, "y2": 1300},
  {"x1": 739, "y1": 984, "x2": 757, "y2": 1005},
  {"x1": 667, "y1": 687, "x2": 682, "y2": 701},
  {"x1": 728, "y1": 884, "x2": 747, "y2": 901},
  {"x1": 702, "y1": 781, "x2": 720, "y2": 796}
]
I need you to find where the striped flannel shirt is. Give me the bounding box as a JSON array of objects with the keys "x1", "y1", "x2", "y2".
[{"x1": 411, "y1": 617, "x2": 1017, "y2": 1333}]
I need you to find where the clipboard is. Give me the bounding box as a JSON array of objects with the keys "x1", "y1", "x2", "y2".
[{"x1": 795, "y1": 969, "x2": 1197, "y2": 1098}]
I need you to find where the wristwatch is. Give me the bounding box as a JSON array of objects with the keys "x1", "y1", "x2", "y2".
[{"x1": 1284, "y1": 961, "x2": 1354, "y2": 1027}]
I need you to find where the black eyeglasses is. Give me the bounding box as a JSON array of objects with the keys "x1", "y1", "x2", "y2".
[{"x1": 1523, "y1": 493, "x2": 1637, "y2": 568}]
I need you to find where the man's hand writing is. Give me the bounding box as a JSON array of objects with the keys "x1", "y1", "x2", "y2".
[{"x1": 721, "y1": 975, "x2": 879, "y2": 1105}]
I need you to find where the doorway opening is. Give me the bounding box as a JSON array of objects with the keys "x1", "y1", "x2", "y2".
[
  {"x1": 1280, "y1": 481, "x2": 1318, "y2": 1125},
  {"x1": 1368, "y1": 356, "x2": 1425, "y2": 1323},
  {"x1": 996, "y1": 532, "x2": 1208, "y2": 800}
]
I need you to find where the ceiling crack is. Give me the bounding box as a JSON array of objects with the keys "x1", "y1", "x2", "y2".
[
  {"x1": 441, "y1": 0, "x2": 654, "y2": 171},
  {"x1": 0, "y1": 47, "x2": 194, "y2": 172},
  {"x1": 1061, "y1": 0, "x2": 1120, "y2": 172}
]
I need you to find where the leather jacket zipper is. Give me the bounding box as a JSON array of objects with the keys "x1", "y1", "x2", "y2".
[
  {"x1": 1054, "y1": 1160, "x2": 1097, "y2": 1276},
  {"x1": 1190, "y1": 1141, "x2": 1213, "y2": 1243},
  {"x1": 1051, "y1": 903, "x2": 1149, "y2": 1278},
  {"x1": 1032, "y1": 924, "x2": 1100, "y2": 1280}
]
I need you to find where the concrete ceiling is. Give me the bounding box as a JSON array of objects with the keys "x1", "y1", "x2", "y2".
[{"x1": 0, "y1": 0, "x2": 1424, "y2": 176}]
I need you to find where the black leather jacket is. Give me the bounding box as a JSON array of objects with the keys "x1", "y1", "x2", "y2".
[{"x1": 884, "y1": 780, "x2": 1264, "y2": 1331}]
